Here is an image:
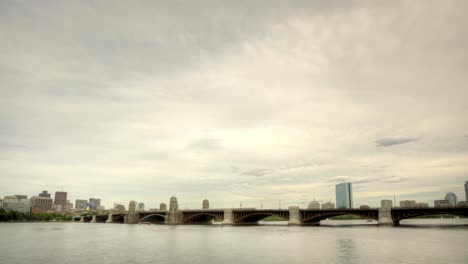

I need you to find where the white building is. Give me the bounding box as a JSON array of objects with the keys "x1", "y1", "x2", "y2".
[{"x1": 3, "y1": 195, "x2": 31, "y2": 213}]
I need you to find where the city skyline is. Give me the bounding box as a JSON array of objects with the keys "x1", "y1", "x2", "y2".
[
  {"x1": 2, "y1": 178, "x2": 467, "y2": 210},
  {"x1": 1, "y1": 1, "x2": 468, "y2": 210}
]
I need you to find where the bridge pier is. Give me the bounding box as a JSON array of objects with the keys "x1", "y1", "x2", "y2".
[
  {"x1": 79, "y1": 216, "x2": 85, "y2": 222},
  {"x1": 288, "y1": 206, "x2": 301, "y2": 225},
  {"x1": 105, "y1": 214, "x2": 113, "y2": 223},
  {"x1": 222, "y1": 209, "x2": 234, "y2": 225},
  {"x1": 90, "y1": 215, "x2": 97, "y2": 223},
  {"x1": 378, "y1": 200, "x2": 394, "y2": 225}
]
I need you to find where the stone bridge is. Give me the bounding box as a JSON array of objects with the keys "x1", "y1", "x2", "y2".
[
  {"x1": 391, "y1": 207, "x2": 468, "y2": 225},
  {"x1": 76, "y1": 202, "x2": 468, "y2": 226}
]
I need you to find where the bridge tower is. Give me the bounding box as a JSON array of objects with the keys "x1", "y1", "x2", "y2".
[
  {"x1": 203, "y1": 199, "x2": 209, "y2": 209},
  {"x1": 166, "y1": 196, "x2": 182, "y2": 224},
  {"x1": 125, "y1": 200, "x2": 140, "y2": 224},
  {"x1": 378, "y1": 200, "x2": 393, "y2": 225},
  {"x1": 288, "y1": 206, "x2": 301, "y2": 225},
  {"x1": 222, "y1": 209, "x2": 234, "y2": 225}
]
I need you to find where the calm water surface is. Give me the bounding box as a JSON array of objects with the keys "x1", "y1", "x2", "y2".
[{"x1": 1, "y1": 220, "x2": 467, "y2": 264}]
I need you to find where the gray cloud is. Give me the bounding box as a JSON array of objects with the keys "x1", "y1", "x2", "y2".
[
  {"x1": 375, "y1": 137, "x2": 420, "y2": 147},
  {"x1": 185, "y1": 138, "x2": 223, "y2": 152}
]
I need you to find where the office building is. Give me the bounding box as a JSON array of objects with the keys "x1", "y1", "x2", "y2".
[
  {"x1": 400, "y1": 200, "x2": 416, "y2": 208},
  {"x1": 39, "y1": 191, "x2": 51, "y2": 198},
  {"x1": 89, "y1": 198, "x2": 101, "y2": 210},
  {"x1": 30, "y1": 196, "x2": 53, "y2": 212},
  {"x1": 54, "y1": 191, "x2": 67, "y2": 211},
  {"x1": 321, "y1": 202, "x2": 335, "y2": 209},
  {"x1": 3, "y1": 195, "x2": 30, "y2": 213},
  {"x1": 434, "y1": 200, "x2": 452, "y2": 208},
  {"x1": 75, "y1": 199, "x2": 88, "y2": 210},
  {"x1": 444, "y1": 192, "x2": 458, "y2": 207},
  {"x1": 415, "y1": 202, "x2": 429, "y2": 208},
  {"x1": 335, "y1": 182, "x2": 353, "y2": 209},
  {"x1": 308, "y1": 199, "x2": 320, "y2": 209}
]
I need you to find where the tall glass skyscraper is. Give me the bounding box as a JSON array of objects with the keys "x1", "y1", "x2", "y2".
[{"x1": 336, "y1": 182, "x2": 353, "y2": 209}]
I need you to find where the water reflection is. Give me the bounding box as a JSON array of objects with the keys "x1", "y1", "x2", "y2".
[{"x1": 336, "y1": 238, "x2": 359, "y2": 264}]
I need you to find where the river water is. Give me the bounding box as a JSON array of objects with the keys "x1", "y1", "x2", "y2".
[{"x1": 1, "y1": 220, "x2": 467, "y2": 264}]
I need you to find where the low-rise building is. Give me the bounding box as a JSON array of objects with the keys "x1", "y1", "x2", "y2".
[
  {"x1": 321, "y1": 202, "x2": 335, "y2": 209},
  {"x1": 457, "y1": 201, "x2": 468, "y2": 207},
  {"x1": 359, "y1": 205, "x2": 370, "y2": 209},
  {"x1": 399, "y1": 200, "x2": 416, "y2": 208},
  {"x1": 415, "y1": 202, "x2": 429, "y2": 208},
  {"x1": 434, "y1": 200, "x2": 452, "y2": 208},
  {"x1": 75, "y1": 199, "x2": 88, "y2": 210},
  {"x1": 3, "y1": 195, "x2": 30, "y2": 213}
]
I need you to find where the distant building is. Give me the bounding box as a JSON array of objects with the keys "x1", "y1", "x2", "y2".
[
  {"x1": 15, "y1": 195, "x2": 28, "y2": 201},
  {"x1": 54, "y1": 192, "x2": 67, "y2": 212},
  {"x1": 54, "y1": 204, "x2": 62, "y2": 212},
  {"x1": 321, "y1": 202, "x2": 335, "y2": 209},
  {"x1": 64, "y1": 200, "x2": 73, "y2": 210},
  {"x1": 38, "y1": 191, "x2": 51, "y2": 198},
  {"x1": 202, "y1": 199, "x2": 209, "y2": 209},
  {"x1": 169, "y1": 196, "x2": 178, "y2": 211},
  {"x1": 137, "y1": 203, "x2": 145, "y2": 211},
  {"x1": 0, "y1": 198, "x2": 3, "y2": 208},
  {"x1": 399, "y1": 200, "x2": 416, "y2": 208},
  {"x1": 381, "y1": 200, "x2": 393, "y2": 208},
  {"x1": 89, "y1": 198, "x2": 101, "y2": 210},
  {"x1": 458, "y1": 201, "x2": 468, "y2": 207},
  {"x1": 3, "y1": 195, "x2": 30, "y2": 213},
  {"x1": 335, "y1": 182, "x2": 353, "y2": 209},
  {"x1": 160, "y1": 203, "x2": 167, "y2": 211},
  {"x1": 30, "y1": 196, "x2": 53, "y2": 212},
  {"x1": 465, "y1": 180, "x2": 468, "y2": 201},
  {"x1": 434, "y1": 200, "x2": 452, "y2": 208},
  {"x1": 415, "y1": 203, "x2": 429, "y2": 208},
  {"x1": 444, "y1": 192, "x2": 458, "y2": 207},
  {"x1": 114, "y1": 204, "x2": 125, "y2": 213},
  {"x1": 75, "y1": 199, "x2": 88, "y2": 210},
  {"x1": 308, "y1": 199, "x2": 320, "y2": 209},
  {"x1": 359, "y1": 205, "x2": 370, "y2": 209},
  {"x1": 97, "y1": 206, "x2": 105, "y2": 210}
]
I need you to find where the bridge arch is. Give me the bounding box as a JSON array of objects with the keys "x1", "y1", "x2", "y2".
[
  {"x1": 235, "y1": 212, "x2": 289, "y2": 223},
  {"x1": 139, "y1": 214, "x2": 166, "y2": 224},
  {"x1": 391, "y1": 210, "x2": 468, "y2": 222},
  {"x1": 182, "y1": 213, "x2": 222, "y2": 224},
  {"x1": 302, "y1": 212, "x2": 378, "y2": 224}
]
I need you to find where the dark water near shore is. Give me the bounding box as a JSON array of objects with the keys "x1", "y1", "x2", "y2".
[{"x1": 1, "y1": 220, "x2": 467, "y2": 264}]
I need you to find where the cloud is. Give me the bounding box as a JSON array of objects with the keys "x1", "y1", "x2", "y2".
[
  {"x1": 0, "y1": 1, "x2": 467, "y2": 208},
  {"x1": 185, "y1": 138, "x2": 223, "y2": 152},
  {"x1": 241, "y1": 169, "x2": 274, "y2": 177},
  {"x1": 375, "y1": 137, "x2": 419, "y2": 147}
]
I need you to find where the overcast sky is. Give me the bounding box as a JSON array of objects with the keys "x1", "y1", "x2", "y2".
[{"x1": 1, "y1": 1, "x2": 467, "y2": 209}]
